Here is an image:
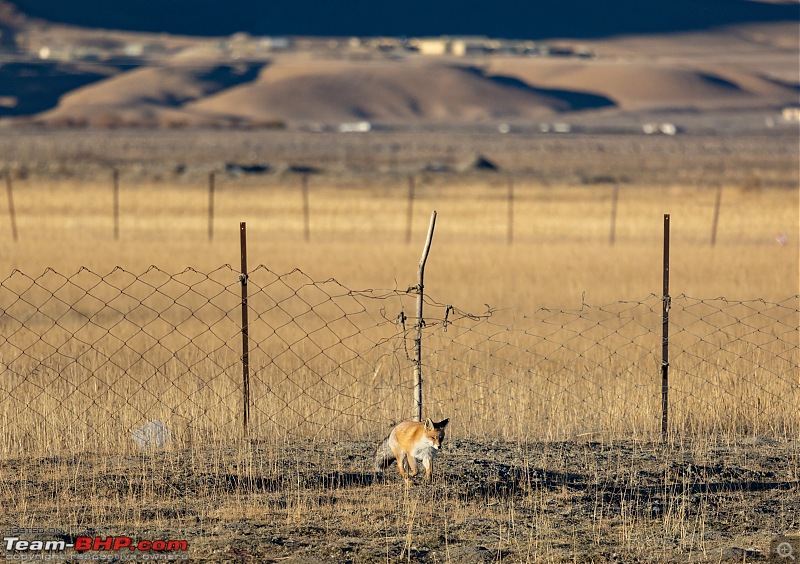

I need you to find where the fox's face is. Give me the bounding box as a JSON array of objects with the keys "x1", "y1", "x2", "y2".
[{"x1": 423, "y1": 418, "x2": 449, "y2": 449}]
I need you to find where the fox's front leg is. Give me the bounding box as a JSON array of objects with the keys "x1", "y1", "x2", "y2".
[
  {"x1": 422, "y1": 457, "x2": 433, "y2": 482},
  {"x1": 406, "y1": 454, "x2": 419, "y2": 477}
]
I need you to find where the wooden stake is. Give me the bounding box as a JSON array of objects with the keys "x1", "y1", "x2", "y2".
[
  {"x1": 5, "y1": 170, "x2": 18, "y2": 242},
  {"x1": 413, "y1": 210, "x2": 437, "y2": 422}
]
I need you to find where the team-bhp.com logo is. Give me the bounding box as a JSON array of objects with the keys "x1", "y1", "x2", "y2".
[{"x1": 4, "y1": 532, "x2": 188, "y2": 560}]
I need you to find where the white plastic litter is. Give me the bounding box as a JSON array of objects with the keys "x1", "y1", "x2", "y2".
[{"x1": 131, "y1": 420, "x2": 169, "y2": 450}]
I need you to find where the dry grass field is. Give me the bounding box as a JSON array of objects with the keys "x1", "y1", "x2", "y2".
[
  {"x1": 0, "y1": 129, "x2": 798, "y2": 562},
  {"x1": 1, "y1": 130, "x2": 797, "y2": 309}
]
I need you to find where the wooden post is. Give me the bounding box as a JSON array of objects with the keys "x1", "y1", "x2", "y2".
[
  {"x1": 609, "y1": 183, "x2": 619, "y2": 246},
  {"x1": 405, "y1": 175, "x2": 415, "y2": 245},
  {"x1": 413, "y1": 210, "x2": 437, "y2": 422},
  {"x1": 113, "y1": 168, "x2": 120, "y2": 240},
  {"x1": 5, "y1": 170, "x2": 18, "y2": 242},
  {"x1": 240, "y1": 222, "x2": 251, "y2": 437},
  {"x1": 710, "y1": 184, "x2": 722, "y2": 246},
  {"x1": 208, "y1": 171, "x2": 215, "y2": 242},
  {"x1": 661, "y1": 214, "x2": 670, "y2": 441},
  {"x1": 344, "y1": 144, "x2": 352, "y2": 168},
  {"x1": 301, "y1": 174, "x2": 310, "y2": 242},
  {"x1": 390, "y1": 143, "x2": 399, "y2": 172},
  {"x1": 507, "y1": 178, "x2": 514, "y2": 246}
]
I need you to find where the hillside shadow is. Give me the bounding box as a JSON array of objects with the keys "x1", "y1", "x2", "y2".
[
  {"x1": 0, "y1": 62, "x2": 113, "y2": 117},
  {"x1": 190, "y1": 63, "x2": 264, "y2": 99},
  {"x1": 760, "y1": 74, "x2": 800, "y2": 93},
  {"x1": 0, "y1": 61, "x2": 265, "y2": 118},
  {"x1": 462, "y1": 66, "x2": 615, "y2": 112}
]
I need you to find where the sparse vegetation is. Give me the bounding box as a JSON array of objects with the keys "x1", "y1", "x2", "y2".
[{"x1": 0, "y1": 130, "x2": 797, "y2": 562}]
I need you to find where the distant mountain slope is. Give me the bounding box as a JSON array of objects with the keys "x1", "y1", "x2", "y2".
[
  {"x1": 486, "y1": 59, "x2": 796, "y2": 111},
  {"x1": 30, "y1": 59, "x2": 615, "y2": 127},
  {"x1": 28, "y1": 49, "x2": 796, "y2": 128},
  {"x1": 185, "y1": 61, "x2": 613, "y2": 124},
  {"x1": 3, "y1": 1, "x2": 796, "y2": 129},
  {"x1": 32, "y1": 62, "x2": 265, "y2": 127},
  {"x1": 6, "y1": 0, "x2": 799, "y2": 38}
]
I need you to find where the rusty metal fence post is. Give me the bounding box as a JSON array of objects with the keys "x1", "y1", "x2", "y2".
[
  {"x1": 113, "y1": 168, "x2": 120, "y2": 240},
  {"x1": 5, "y1": 170, "x2": 18, "y2": 242},
  {"x1": 661, "y1": 213, "x2": 670, "y2": 441},
  {"x1": 239, "y1": 222, "x2": 251, "y2": 437},
  {"x1": 507, "y1": 178, "x2": 514, "y2": 246},
  {"x1": 208, "y1": 171, "x2": 215, "y2": 242},
  {"x1": 609, "y1": 183, "x2": 620, "y2": 246},
  {"x1": 405, "y1": 175, "x2": 416, "y2": 245},
  {"x1": 301, "y1": 174, "x2": 310, "y2": 242},
  {"x1": 710, "y1": 184, "x2": 722, "y2": 246}
]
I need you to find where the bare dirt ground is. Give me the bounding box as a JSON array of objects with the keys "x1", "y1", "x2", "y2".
[{"x1": 2, "y1": 438, "x2": 799, "y2": 562}]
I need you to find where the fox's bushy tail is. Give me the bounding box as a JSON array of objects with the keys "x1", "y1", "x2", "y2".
[{"x1": 374, "y1": 437, "x2": 395, "y2": 472}]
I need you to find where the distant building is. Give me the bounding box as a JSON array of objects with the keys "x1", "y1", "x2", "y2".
[
  {"x1": 407, "y1": 36, "x2": 591, "y2": 59},
  {"x1": 339, "y1": 121, "x2": 372, "y2": 133},
  {"x1": 450, "y1": 37, "x2": 495, "y2": 56},
  {"x1": 781, "y1": 107, "x2": 800, "y2": 122},
  {"x1": 409, "y1": 36, "x2": 495, "y2": 56},
  {"x1": 412, "y1": 38, "x2": 450, "y2": 55}
]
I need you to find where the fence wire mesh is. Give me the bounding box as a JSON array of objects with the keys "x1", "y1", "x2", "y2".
[{"x1": 0, "y1": 266, "x2": 797, "y2": 455}]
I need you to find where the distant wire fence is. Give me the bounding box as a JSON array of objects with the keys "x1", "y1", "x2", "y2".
[
  {"x1": 5, "y1": 168, "x2": 793, "y2": 248},
  {"x1": 0, "y1": 262, "x2": 797, "y2": 456}
]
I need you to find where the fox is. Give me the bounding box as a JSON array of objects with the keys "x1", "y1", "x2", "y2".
[{"x1": 374, "y1": 418, "x2": 449, "y2": 482}]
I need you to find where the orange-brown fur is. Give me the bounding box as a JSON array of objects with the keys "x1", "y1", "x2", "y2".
[{"x1": 374, "y1": 418, "x2": 449, "y2": 481}]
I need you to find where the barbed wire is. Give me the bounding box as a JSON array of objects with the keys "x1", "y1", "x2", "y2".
[{"x1": 0, "y1": 265, "x2": 797, "y2": 455}]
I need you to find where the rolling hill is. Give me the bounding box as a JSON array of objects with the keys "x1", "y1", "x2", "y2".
[{"x1": 0, "y1": 0, "x2": 797, "y2": 129}]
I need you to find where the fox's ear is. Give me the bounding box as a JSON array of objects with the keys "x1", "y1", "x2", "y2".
[
  {"x1": 424, "y1": 418, "x2": 434, "y2": 430},
  {"x1": 436, "y1": 418, "x2": 449, "y2": 429}
]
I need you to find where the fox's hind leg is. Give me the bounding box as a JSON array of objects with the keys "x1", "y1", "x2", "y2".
[
  {"x1": 397, "y1": 453, "x2": 409, "y2": 478},
  {"x1": 391, "y1": 444, "x2": 409, "y2": 478}
]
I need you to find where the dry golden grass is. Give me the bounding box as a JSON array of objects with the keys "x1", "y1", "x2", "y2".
[
  {"x1": 0, "y1": 172, "x2": 796, "y2": 453},
  {"x1": 1, "y1": 173, "x2": 797, "y2": 310},
  {"x1": 0, "y1": 160, "x2": 797, "y2": 562}
]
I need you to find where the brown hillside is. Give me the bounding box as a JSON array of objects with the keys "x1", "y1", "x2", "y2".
[
  {"x1": 33, "y1": 62, "x2": 263, "y2": 127},
  {"x1": 17, "y1": 21, "x2": 799, "y2": 128},
  {"x1": 185, "y1": 59, "x2": 579, "y2": 124},
  {"x1": 486, "y1": 60, "x2": 795, "y2": 111}
]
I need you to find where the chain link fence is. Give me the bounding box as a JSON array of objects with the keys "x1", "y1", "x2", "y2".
[{"x1": 0, "y1": 265, "x2": 797, "y2": 455}]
